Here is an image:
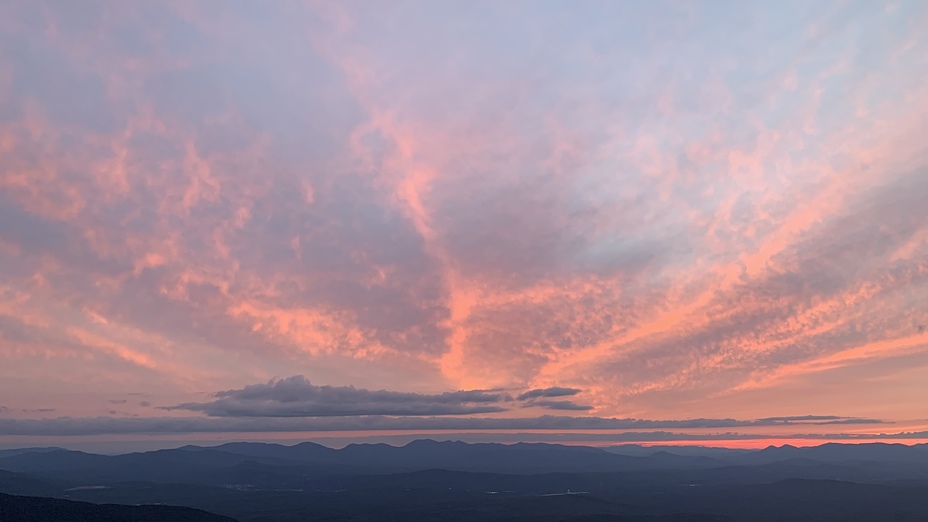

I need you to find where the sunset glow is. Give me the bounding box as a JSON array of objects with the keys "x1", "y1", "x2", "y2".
[{"x1": 1, "y1": 0, "x2": 928, "y2": 450}]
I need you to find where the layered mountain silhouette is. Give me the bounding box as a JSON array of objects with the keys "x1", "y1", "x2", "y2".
[{"x1": 2, "y1": 441, "x2": 928, "y2": 521}]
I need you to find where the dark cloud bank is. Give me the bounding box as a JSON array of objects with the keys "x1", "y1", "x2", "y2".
[{"x1": 170, "y1": 376, "x2": 593, "y2": 416}]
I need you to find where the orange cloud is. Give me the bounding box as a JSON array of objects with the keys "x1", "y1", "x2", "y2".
[{"x1": 1, "y1": 0, "x2": 927, "y2": 433}]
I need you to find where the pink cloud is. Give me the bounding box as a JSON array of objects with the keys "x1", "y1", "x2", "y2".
[{"x1": 0, "y1": 0, "x2": 926, "y2": 442}]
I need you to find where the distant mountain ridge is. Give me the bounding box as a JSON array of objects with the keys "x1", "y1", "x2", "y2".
[
  {"x1": 3, "y1": 441, "x2": 928, "y2": 522},
  {"x1": 0, "y1": 439, "x2": 726, "y2": 481},
  {"x1": 606, "y1": 441, "x2": 928, "y2": 463},
  {"x1": 0, "y1": 448, "x2": 65, "y2": 459},
  {"x1": 4, "y1": 440, "x2": 928, "y2": 475},
  {"x1": 2, "y1": 439, "x2": 926, "y2": 489}
]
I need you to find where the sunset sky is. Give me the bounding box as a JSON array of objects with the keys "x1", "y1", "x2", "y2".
[{"x1": 1, "y1": 0, "x2": 928, "y2": 451}]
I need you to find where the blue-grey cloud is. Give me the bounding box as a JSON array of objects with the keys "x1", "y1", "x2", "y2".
[
  {"x1": 757, "y1": 415, "x2": 884, "y2": 425},
  {"x1": 530, "y1": 400, "x2": 593, "y2": 411},
  {"x1": 170, "y1": 376, "x2": 512, "y2": 417},
  {"x1": 0, "y1": 414, "x2": 893, "y2": 437},
  {"x1": 517, "y1": 387, "x2": 582, "y2": 400}
]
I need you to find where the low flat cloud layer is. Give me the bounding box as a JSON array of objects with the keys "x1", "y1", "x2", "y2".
[{"x1": 0, "y1": 414, "x2": 891, "y2": 437}]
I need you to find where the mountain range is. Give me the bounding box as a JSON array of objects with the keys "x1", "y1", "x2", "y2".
[{"x1": 2, "y1": 440, "x2": 928, "y2": 521}]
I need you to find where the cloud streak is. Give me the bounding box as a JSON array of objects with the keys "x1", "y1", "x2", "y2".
[
  {"x1": 0, "y1": 414, "x2": 889, "y2": 437},
  {"x1": 517, "y1": 387, "x2": 582, "y2": 401},
  {"x1": 530, "y1": 400, "x2": 594, "y2": 411}
]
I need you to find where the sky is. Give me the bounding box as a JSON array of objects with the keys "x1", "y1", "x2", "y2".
[{"x1": 1, "y1": 0, "x2": 927, "y2": 451}]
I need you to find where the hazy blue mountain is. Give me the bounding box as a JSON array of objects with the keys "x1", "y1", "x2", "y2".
[
  {"x1": 3, "y1": 441, "x2": 928, "y2": 521},
  {"x1": 734, "y1": 442, "x2": 928, "y2": 465},
  {"x1": 0, "y1": 470, "x2": 64, "y2": 497},
  {"x1": 605, "y1": 445, "x2": 750, "y2": 459},
  {"x1": 0, "y1": 450, "x2": 112, "y2": 474},
  {"x1": 0, "y1": 440, "x2": 725, "y2": 481},
  {"x1": 179, "y1": 441, "x2": 337, "y2": 461},
  {"x1": 0, "y1": 448, "x2": 65, "y2": 459},
  {"x1": 211, "y1": 439, "x2": 726, "y2": 473},
  {"x1": 0, "y1": 492, "x2": 237, "y2": 522}
]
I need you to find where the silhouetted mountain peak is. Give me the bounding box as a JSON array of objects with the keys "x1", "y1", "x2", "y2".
[
  {"x1": 294, "y1": 441, "x2": 332, "y2": 450},
  {"x1": 343, "y1": 442, "x2": 392, "y2": 450},
  {"x1": 0, "y1": 448, "x2": 65, "y2": 459},
  {"x1": 4, "y1": 441, "x2": 928, "y2": 521},
  {"x1": 403, "y1": 439, "x2": 466, "y2": 448}
]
